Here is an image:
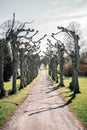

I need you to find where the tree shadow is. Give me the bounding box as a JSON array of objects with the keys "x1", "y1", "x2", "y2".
[
  {"x1": 27, "y1": 93, "x2": 76, "y2": 116},
  {"x1": 64, "y1": 93, "x2": 76, "y2": 105},
  {"x1": 28, "y1": 103, "x2": 65, "y2": 116},
  {"x1": 46, "y1": 86, "x2": 58, "y2": 94}
]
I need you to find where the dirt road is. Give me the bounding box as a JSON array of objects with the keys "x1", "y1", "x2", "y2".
[{"x1": 1, "y1": 65, "x2": 84, "y2": 130}]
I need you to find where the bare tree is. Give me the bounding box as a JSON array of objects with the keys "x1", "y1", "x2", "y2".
[
  {"x1": 18, "y1": 33, "x2": 46, "y2": 90},
  {"x1": 56, "y1": 23, "x2": 80, "y2": 93},
  {"x1": 0, "y1": 13, "x2": 35, "y2": 94},
  {"x1": 43, "y1": 43, "x2": 53, "y2": 77},
  {"x1": 47, "y1": 38, "x2": 65, "y2": 86},
  {"x1": 0, "y1": 13, "x2": 47, "y2": 95}
]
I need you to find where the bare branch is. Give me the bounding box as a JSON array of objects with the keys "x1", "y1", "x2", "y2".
[
  {"x1": 17, "y1": 29, "x2": 36, "y2": 41},
  {"x1": 47, "y1": 39, "x2": 55, "y2": 48},
  {"x1": 11, "y1": 13, "x2": 15, "y2": 29},
  {"x1": 57, "y1": 26, "x2": 74, "y2": 38},
  {"x1": 52, "y1": 31, "x2": 62, "y2": 36},
  {"x1": 32, "y1": 34, "x2": 47, "y2": 43}
]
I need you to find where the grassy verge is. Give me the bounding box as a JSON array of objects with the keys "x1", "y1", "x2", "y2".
[
  {"x1": 57, "y1": 77, "x2": 87, "y2": 127},
  {"x1": 0, "y1": 73, "x2": 40, "y2": 127}
]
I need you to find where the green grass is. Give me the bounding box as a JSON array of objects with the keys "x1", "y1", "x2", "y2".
[
  {"x1": 58, "y1": 77, "x2": 87, "y2": 127},
  {"x1": 0, "y1": 74, "x2": 40, "y2": 127},
  {"x1": 4, "y1": 79, "x2": 20, "y2": 91}
]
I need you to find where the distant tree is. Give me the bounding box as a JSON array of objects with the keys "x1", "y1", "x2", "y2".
[
  {"x1": 43, "y1": 44, "x2": 53, "y2": 76},
  {"x1": 47, "y1": 38, "x2": 65, "y2": 86},
  {"x1": 18, "y1": 34, "x2": 46, "y2": 90},
  {"x1": 50, "y1": 55, "x2": 58, "y2": 83},
  {"x1": 40, "y1": 56, "x2": 48, "y2": 67}
]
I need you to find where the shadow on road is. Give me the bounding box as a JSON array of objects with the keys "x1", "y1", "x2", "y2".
[
  {"x1": 28, "y1": 103, "x2": 65, "y2": 116},
  {"x1": 45, "y1": 87, "x2": 58, "y2": 94},
  {"x1": 27, "y1": 94, "x2": 76, "y2": 116},
  {"x1": 65, "y1": 94, "x2": 76, "y2": 105}
]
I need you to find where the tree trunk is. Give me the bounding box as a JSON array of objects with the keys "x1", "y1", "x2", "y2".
[
  {"x1": 59, "y1": 65, "x2": 64, "y2": 87},
  {"x1": 19, "y1": 58, "x2": 24, "y2": 89},
  {"x1": 0, "y1": 44, "x2": 6, "y2": 97},
  {"x1": 69, "y1": 59, "x2": 75, "y2": 91},
  {"x1": 58, "y1": 47, "x2": 64, "y2": 87},
  {"x1": 19, "y1": 50, "x2": 25, "y2": 89},
  {"x1": 27, "y1": 57, "x2": 31, "y2": 84},
  {"x1": 73, "y1": 64, "x2": 80, "y2": 93},
  {"x1": 11, "y1": 44, "x2": 18, "y2": 94},
  {"x1": 73, "y1": 35, "x2": 80, "y2": 94}
]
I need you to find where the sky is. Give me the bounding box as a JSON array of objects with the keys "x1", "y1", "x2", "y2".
[{"x1": 0, "y1": 0, "x2": 87, "y2": 55}]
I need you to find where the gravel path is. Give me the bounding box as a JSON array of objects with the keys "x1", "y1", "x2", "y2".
[{"x1": 1, "y1": 65, "x2": 84, "y2": 130}]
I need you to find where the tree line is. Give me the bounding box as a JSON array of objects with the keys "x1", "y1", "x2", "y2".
[
  {"x1": 0, "y1": 14, "x2": 87, "y2": 97},
  {"x1": 0, "y1": 13, "x2": 46, "y2": 97},
  {"x1": 42, "y1": 22, "x2": 87, "y2": 95}
]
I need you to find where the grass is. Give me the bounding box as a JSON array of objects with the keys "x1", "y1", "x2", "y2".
[
  {"x1": 57, "y1": 76, "x2": 87, "y2": 127},
  {"x1": 0, "y1": 74, "x2": 40, "y2": 127},
  {"x1": 4, "y1": 79, "x2": 20, "y2": 91}
]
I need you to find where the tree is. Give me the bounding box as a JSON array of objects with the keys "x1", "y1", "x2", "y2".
[
  {"x1": 57, "y1": 23, "x2": 80, "y2": 94},
  {"x1": 0, "y1": 13, "x2": 47, "y2": 96},
  {"x1": 43, "y1": 44, "x2": 53, "y2": 77},
  {"x1": 18, "y1": 34, "x2": 46, "y2": 90},
  {"x1": 50, "y1": 55, "x2": 58, "y2": 83},
  {"x1": 6, "y1": 14, "x2": 38, "y2": 94},
  {"x1": 47, "y1": 38, "x2": 65, "y2": 86}
]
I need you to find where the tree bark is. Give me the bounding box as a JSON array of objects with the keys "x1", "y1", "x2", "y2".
[
  {"x1": 11, "y1": 43, "x2": 18, "y2": 94},
  {"x1": 0, "y1": 42, "x2": 6, "y2": 97},
  {"x1": 59, "y1": 64, "x2": 64, "y2": 87},
  {"x1": 69, "y1": 35, "x2": 80, "y2": 93},
  {"x1": 73, "y1": 35, "x2": 80, "y2": 93},
  {"x1": 19, "y1": 49, "x2": 25, "y2": 89}
]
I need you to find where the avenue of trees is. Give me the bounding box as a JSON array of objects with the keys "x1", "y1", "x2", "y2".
[
  {"x1": 42, "y1": 22, "x2": 87, "y2": 94},
  {"x1": 0, "y1": 13, "x2": 46, "y2": 97},
  {"x1": 0, "y1": 14, "x2": 87, "y2": 97}
]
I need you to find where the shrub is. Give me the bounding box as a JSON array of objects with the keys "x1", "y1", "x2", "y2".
[
  {"x1": 79, "y1": 64, "x2": 87, "y2": 76},
  {"x1": 64, "y1": 63, "x2": 87, "y2": 77},
  {"x1": 64, "y1": 65, "x2": 73, "y2": 77}
]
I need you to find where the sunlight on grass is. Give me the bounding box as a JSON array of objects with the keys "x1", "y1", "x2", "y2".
[
  {"x1": 0, "y1": 73, "x2": 40, "y2": 127},
  {"x1": 58, "y1": 77, "x2": 87, "y2": 127},
  {"x1": 4, "y1": 79, "x2": 20, "y2": 91}
]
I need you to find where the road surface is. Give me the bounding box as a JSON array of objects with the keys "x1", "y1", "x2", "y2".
[{"x1": 1, "y1": 65, "x2": 84, "y2": 130}]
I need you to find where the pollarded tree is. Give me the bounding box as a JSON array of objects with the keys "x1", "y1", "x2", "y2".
[
  {"x1": 43, "y1": 44, "x2": 53, "y2": 77},
  {"x1": 56, "y1": 43, "x2": 65, "y2": 87},
  {"x1": 56, "y1": 23, "x2": 80, "y2": 94},
  {"x1": 47, "y1": 38, "x2": 65, "y2": 86},
  {"x1": 18, "y1": 33, "x2": 46, "y2": 90},
  {"x1": 5, "y1": 14, "x2": 36, "y2": 94}
]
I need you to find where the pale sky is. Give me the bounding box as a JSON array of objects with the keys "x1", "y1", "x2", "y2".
[{"x1": 0, "y1": 0, "x2": 87, "y2": 54}]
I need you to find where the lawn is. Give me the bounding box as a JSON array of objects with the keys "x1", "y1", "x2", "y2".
[
  {"x1": 4, "y1": 79, "x2": 20, "y2": 91},
  {"x1": 0, "y1": 74, "x2": 40, "y2": 127},
  {"x1": 58, "y1": 76, "x2": 87, "y2": 127}
]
